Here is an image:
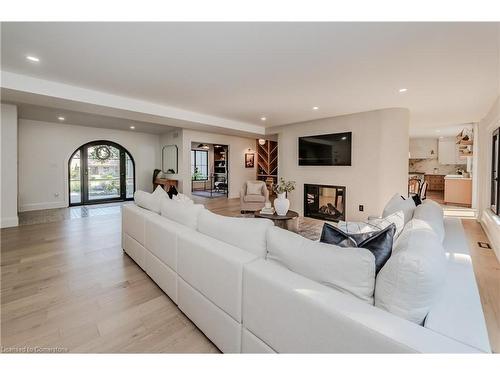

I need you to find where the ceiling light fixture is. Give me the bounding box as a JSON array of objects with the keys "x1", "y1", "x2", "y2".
[
  {"x1": 312, "y1": 106, "x2": 319, "y2": 110},
  {"x1": 341, "y1": 136, "x2": 347, "y2": 140},
  {"x1": 58, "y1": 116, "x2": 65, "y2": 121},
  {"x1": 130, "y1": 126, "x2": 135, "y2": 130},
  {"x1": 26, "y1": 55, "x2": 40, "y2": 62},
  {"x1": 399, "y1": 88, "x2": 408, "y2": 93},
  {"x1": 260, "y1": 117, "x2": 267, "y2": 121}
]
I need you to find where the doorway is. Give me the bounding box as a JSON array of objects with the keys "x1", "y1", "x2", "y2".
[
  {"x1": 69, "y1": 140, "x2": 135, "y2": 206},
  {"x1": 191, "y1": 143, "x2": 229, "y2": 198}
]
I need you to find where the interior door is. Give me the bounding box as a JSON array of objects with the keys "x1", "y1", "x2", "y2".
[{"x1": 83, "y1": 143, "x2": 126, "y2": 204}]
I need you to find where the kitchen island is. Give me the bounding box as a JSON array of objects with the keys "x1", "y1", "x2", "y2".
[{"x1": 444, "y1": 175, "x2": 472, "y2": 207}]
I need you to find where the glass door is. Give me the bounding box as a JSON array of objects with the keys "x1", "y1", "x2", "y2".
[
  {"x1": 85, "y1": 144, "x2": 122, "y2": 203},
  {"x1": 69, "y1": 141, "x2": 135, "y2": 206}
]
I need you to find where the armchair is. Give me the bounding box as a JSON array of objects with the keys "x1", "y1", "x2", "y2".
[{"x1": 240, "y1": 180, "x2": 269, "y2": 213}]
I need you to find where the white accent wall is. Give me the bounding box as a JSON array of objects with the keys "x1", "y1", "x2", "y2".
[
  {"x1": 1, "y1": 104, "x2": 19, "y2": 227},
  {"x1": 270, "y1": 108, "x2": 410, "y2": 221},
  {"x1": 18, "y1": 119, "x2": 160, "y2": 211}
]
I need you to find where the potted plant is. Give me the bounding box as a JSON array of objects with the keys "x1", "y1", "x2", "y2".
[{"x1": 273, "y1": 177, "x2": 296, "y2": 216}]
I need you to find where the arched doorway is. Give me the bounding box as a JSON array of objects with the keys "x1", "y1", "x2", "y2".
[{"x1": 68, "y1": 140, "x2": 135, "y2": 206}]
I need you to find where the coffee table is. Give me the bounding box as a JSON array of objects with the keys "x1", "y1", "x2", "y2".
[{"x1": 254, "y1": 210, "x2": 299, "y2": 232}]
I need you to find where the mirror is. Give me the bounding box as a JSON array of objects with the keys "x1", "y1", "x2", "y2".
[{"x1": 162, "y1": 145, "x2": 178, "y2": 174}]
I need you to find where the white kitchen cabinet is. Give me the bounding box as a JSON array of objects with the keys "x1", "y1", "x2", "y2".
[
  {"x1": 438, "y1": 138, "x2": 461, "y2": 165},
  {"x1": 409, "y1": 138, "x2": 438, "y2": 159}
]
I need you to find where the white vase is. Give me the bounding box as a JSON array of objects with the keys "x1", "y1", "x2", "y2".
[{"x1": 274, "y1": 192, "x2": 290, "y2": 216}]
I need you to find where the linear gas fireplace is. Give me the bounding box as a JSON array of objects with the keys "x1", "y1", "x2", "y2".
[{"x1": 304, "y1": 184, "x2": 346, "y2": 222}]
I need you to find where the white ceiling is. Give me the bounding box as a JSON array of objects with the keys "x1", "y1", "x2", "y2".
[
  {"x1": 1, "y1": 22, "x2": 499, "y2": 133},
  {"x1": 14, "y1": 103, "x2": 177, "y2": 134}
]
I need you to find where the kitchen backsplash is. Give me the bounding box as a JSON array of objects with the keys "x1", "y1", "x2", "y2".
[{"x1": 409, "y1": 158, "x2": 467, "y2": 175}]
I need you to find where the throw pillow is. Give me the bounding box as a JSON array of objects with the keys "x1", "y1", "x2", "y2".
[
  {"x1": 320, "y1": 223, "x2": 396, "y2": 274},
  {"x1": 338, "y1": 210, "x2": 405, "y2": 241},
  {"x1": 246, "y1": 181, "x2": 263, "y2": 195},
  {"x1": 167, "y1": 185, "x2": 179, "y2": 199},
  {"x1": 410, "y1": 193, "x2": 422, "y2": 206},
  {"x1": 382, "y1": 194, "x2": 416, "y2": 224}
]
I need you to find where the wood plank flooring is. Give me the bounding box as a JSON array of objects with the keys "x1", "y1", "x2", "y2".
[{"x1": 2, "y1": 197, "x2": 499, "y2": 353}]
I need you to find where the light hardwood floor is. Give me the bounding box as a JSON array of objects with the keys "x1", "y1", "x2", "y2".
[{"x1": 1, "y1": 198, "x2": 499, "y2": 353}]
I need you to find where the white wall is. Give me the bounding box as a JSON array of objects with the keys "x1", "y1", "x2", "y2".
[
  {"x1": 1, "y1": 104, "x2": 19, "y2": 227},
  {"x1": 163, "y1": 129, "x2": 256, "y2": 199},
  {"x1": 477, "y1": 96, "x2": 500, "y2": 261},
  {"x1": 18, "y1": 119, "x2": 160, "y2": 211},
  {"x1": 270, "y1": 108, "x2": 410, "y2": 221}
]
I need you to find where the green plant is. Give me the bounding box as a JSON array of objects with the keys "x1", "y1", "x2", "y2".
[
  {"x1": 273, "y1": 177, "x2": 296, "y2": 196},
  {"x1": 192, "y1": 167, "x2": 204, "y2": 181}
]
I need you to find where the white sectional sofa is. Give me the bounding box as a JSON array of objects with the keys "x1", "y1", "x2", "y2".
[{"x1": 122, "y1": 197, "x2": 491, "y2": 353}]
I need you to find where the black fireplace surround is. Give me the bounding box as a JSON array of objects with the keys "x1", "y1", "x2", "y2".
[{"x1": 304, "y1": 184, "x2": 346, "y2": 222}]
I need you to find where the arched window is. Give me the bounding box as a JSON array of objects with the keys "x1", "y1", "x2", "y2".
[{"x1": 69, "y1": 141, "x2": 135, "y2": 206}]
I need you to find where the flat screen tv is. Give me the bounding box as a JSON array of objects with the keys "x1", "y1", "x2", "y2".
[{"x1": 298, "y1": 132, "x2": 352, "y2": 166}]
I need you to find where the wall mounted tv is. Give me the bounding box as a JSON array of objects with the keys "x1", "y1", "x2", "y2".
[{"x1": 298, "y1": 132, "x2": 352, "y2": 166}]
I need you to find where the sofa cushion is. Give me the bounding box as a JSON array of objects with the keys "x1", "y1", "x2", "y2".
[
  {"x1": 197, "y1": 209, "x2": 273, "y2": 257},
  {"x1": 244, "y1": 194, "x2": 266, "y2": 203},
  {"x1": 320, "y1": 223, "x2": 396, "y2": 274},
  {"x1": 382, "y1": 194, "x2": 415, "y2": 224},
  {"x1": 133, "y1": 186, "x2": 168, "y2": 213},
  {"x1": 160, "y1": 198, "x2": 204, "y2": 229},
  {"x1": 375, "y1": 219, "x2": 447, "y2": 325},
  {"x1": 246, "y1": 181, "x2": 263, "y2": 195},
  {"x1": 266, "y1": 226, "x2": 376, "y2": 303},
  {"x1": 413, "y1": 199, "x2": 445, "y2": 243},
  {"x1": 172, "y1": 193, "x2": 194, "y2": 204}
]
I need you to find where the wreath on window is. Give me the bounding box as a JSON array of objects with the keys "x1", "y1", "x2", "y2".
[{"x1": 95, "y1": 145, "x2": 111, "y2": 161}]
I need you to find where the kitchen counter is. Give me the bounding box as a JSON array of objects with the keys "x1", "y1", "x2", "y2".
[{"x1": 444, "y1": 176, "x2": 472, "y2": 206}]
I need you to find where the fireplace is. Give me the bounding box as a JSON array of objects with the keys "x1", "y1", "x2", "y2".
[{"x1": 304, "y1": 184, "x2": 346, "y2": 222}]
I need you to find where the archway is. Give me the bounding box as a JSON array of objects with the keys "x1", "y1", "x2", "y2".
[{"x1": 68, "y1": 140, "x2": 135, "y2": 206}]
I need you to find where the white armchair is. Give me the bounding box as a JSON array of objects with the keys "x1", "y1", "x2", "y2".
[{"x1": 240, "y1": 180, "x2": 269, "y2": 213}]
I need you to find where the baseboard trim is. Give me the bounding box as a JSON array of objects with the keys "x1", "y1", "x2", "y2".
[
  {"x1": 480, "y1": 209, "x2": 500, "y2": 262},
  {"x1": 1, "y1": 216, "x2": 19, "y2": 228},
  {"x1": 19, "y1": 201, "x2": 67, "y2": 212}
]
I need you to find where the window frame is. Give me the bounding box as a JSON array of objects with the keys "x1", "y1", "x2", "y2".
[
  {"x1": 491, "y1": 127, "x2": 500, "y2": 215},
  {"x1": 191, "y1": 149, "x2": 209, "y2": 181}
]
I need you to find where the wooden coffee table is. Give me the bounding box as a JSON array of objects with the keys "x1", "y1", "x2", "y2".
[{"x1": 254, "y1": 210, "x2": 299, "y2": 232}]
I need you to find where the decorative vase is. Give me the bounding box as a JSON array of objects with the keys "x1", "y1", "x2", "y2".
[{"x1": 274, "y1": 192, "x2": 290, "y2": 216}]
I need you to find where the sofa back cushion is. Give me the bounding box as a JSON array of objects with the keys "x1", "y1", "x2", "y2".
[
  {"x1": 246, "y1": 181, "x2": 264, "y2": 195},
  {"x1": 197, "y1": 209, "x2": 274, "y2": 257},
  {"x1": 266, "y1": 226, "x2": 376, "y2": 304},
  {"x1": 375, "y1": 219, "x2": 447, "y2": 325},
  {"x1": 134, "y1": 186, "x2": 168, "y2": 213},
  {"x1": 413, "y1": 199, "x2": 445, "y2": 243},
  {"x1": 160, "y1": 198, "x2": 204, "y2": 229},
  {"x1": 382, "y1": 194, "x2": 416, "y2": 224}
]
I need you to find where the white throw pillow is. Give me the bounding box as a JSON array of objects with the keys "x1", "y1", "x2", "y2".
[
  {"x1": 413, "y1": 199, "x2": 445, "y2": 243},
  {"x1": 246, "y1": 181, "x2": 263, "y2": 195},
  {"x1": 266, "y1": 226, "x2": 376, "y2": 304},
  {"x1": 375, "y1": 219, "x2": 447, "y2": 325},
  {"x1": 133, "y1": 186, "x2": 168, "y2": 213},
  {"x1": 160, "y1": 198, "x2": 204, "y2": 229},
  {"x1": 382, "y1": 194, "x2": 416, "y2": 224},
  {"x1": 338, "y1": 210, "x2": 405, "y2": 240},
  {"x1": 172, "y1": 193, "x2": 194, "y2": 204},
  {"x1": 197, "y1": 210, "x2": 274, "y2": 257}
]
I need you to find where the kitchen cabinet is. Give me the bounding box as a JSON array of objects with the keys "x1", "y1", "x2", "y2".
[
  {"x1": 444, "y1": 177, "x2": 472, "y2": 206},
  {"x1": 409, "y1": 138, "x2": 438, "y2": 159},
  {"x1": 424, "y1": 174, "x2": 445, "y2": 191},
  {"x1": 438, "y1": 138, "x2": 461, "y2": 164}
]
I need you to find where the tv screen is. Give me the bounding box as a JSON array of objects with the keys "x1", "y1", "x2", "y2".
[{"x1": 298, "y1": 132, "x2": 352, "y2": 166}]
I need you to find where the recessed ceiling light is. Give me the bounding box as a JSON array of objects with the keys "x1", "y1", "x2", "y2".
[
  {"x1": 130, "y1": 126, "x2": 135, "y2": 130},
  {"x1": 341, "y1": 136, "x2": 347, "y2": 140},
  {"x1": 436, "y1": 129, "x2": 441, "y2": 133},
  {"x1": 312, "y1": 106, "x2": 319, "y2": 110},
  {"x1": 26, "y1": 55, "x2": 40, "y2": 62},
  {"x1": 57, "y1": 116, "x2": 65, "y2": 121},
  {"x1": 260, "y1": 117, "x2": 267, "y2": 121},
  {"x1": 399, "y1": 88, "x2": 408, "y2": 93}
]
